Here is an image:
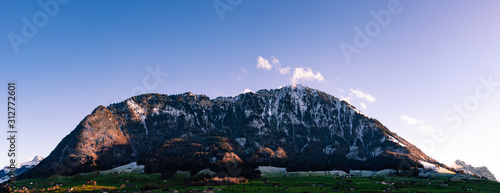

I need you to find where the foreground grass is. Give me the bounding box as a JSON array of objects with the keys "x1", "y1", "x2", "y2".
[{"x1": 10, "y1": 172, "x2": 500, "y2": 192}]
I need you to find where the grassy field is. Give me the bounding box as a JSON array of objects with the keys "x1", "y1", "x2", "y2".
[{"x1": 9, "y1": 171, "x2": 500, "y2": 192}]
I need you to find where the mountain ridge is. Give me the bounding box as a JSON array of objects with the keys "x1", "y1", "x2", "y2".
[
  {"x1": 451, "y1": 159, "x2": 497, "y2": 182},
  {"x1": 20, "y1": 85, "x2": 444, "y2": 180}
]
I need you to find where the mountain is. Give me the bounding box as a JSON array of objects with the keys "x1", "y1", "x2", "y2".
[
  {"x1": 20, "y1": 85, "x2": 444, "y2": 180},
  {"x1": 451, "y1": 160, "x2": 497, "y2": 182},
  {"x1": 0, "y1": 156, "x2": 43, "y2": 183}
]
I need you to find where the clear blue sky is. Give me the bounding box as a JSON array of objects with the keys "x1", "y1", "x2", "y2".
[{"x1": 1, "y1": 0, "x2": 500, "y2": 178}]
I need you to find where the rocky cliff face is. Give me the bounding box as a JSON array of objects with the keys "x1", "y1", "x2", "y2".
[
  {"x1": 20, "y1": 85, "x2": 441, "y2": 179},
  {"x1": 451, "y1": 160, "x2": 497, "y2": 182}
]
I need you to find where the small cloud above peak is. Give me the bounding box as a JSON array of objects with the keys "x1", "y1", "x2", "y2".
[
  {"x1": 242, "y1": 88, "x2": 253, "y2": 94},
  {"x1": 256, "y1": 56, "x2": 272, "y2": 70},
  {"x1": 255, "y1": 56, "x2": 325, "y2": 87},
  {"x1": 291, "y1": 67, "x2": 325, "y2": 87},
  {"x1": 257, "y1": 56, "x2": 291, "y2": 74},
  {"x1": 350, "y1": 89, "x2": 376, "y2": 102},
  {"x1": 400, "y1": 114, "x2": 420, "y2": 125},
  {"x1": 399, "y1": 114, "x2": 435, "y2": 134},
  {"x1": 338, "y1": 88, "x2": 376, "y2": 109},
  {"x1": 279, "y1": 67, "x2": 291, "y2": 75}
]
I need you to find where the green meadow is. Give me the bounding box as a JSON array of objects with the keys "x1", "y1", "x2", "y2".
[{"x1": 9, "y1": 171, "x2": 500, "y2": 192}]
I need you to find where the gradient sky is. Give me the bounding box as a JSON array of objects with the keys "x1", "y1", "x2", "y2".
[{"x1": 1, "y1": 0, "x2": 500, "y2": 179}]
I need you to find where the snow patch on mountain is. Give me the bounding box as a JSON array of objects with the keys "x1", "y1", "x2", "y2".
[
  {"x1": 323, "y1": 145, "x2": 336, "y2": 155},
  {"x1": 100, "y1": 162, "x2": 145, "y2": 174},
  {"x1": 236, "y1": 137, "x2": 247, "y2": 148},
  {"x1": 346, "y1": 144, "x2": 366, "y2": 161},
  {"x1": 419, "y1": 160, "x2": 455, "y2": 174},
  {"x1": 127, "y1": 99, "x2": 149, "y2": 140},
  {"x1": 388, "y1": 135, "x2": 406, "y2": 147},
  {"x1": 371, "y1": 147, "x2": 383, "y2": 157}
]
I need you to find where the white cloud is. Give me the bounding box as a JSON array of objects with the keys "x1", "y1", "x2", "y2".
[
  {"x1": 399, "y1": 114, "x2": 434, "y2": 134},
  {"x1": 241, "y1": 68, "x2": 248, "y2": 74},
  {"x1": 359, "y1": 102, "x2": 367, "y2": 109},
  {"x1": 256, "y1": 56, "x2": 272, "y2": 70},
  {"x1": 290, "y1": 67, "x2": 325, "y2": 87},
  {"x1": 279, "y1": 67, "x2": 291, "y2": 75},
  {"x1": 338, "y1": 89, "x2": 376, "y2": 109},
  {"x1": 340, "y1": 95, "x2": 350, "y2": 102},
  {"x1": 257, "y1": 56, "x2": 291, "y2": 74},
  {"x1": 271, "y1": 56, "x2": 280, "y2": 66},
  {"x1": 243, "y1": 88, "x2": 253, "y2": 93},
  {"x1": 400, "y1": 114, "x2": 419, "y2": 125},
  {"x1": 271, "y1": 56, "x2": 291, "y2": 74},
  {"x1": 350, "y1": 89, "x2": 376, "y2": 102},
  {"x1": 255, "y1": 56, "x2": 325, "y2": 86}
]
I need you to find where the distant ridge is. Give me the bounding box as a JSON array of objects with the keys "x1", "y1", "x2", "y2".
[
  {"x1": 451, "y1": 160, "x2": 497, "y2": 182},
  {"x1": 0, "y1": 156, "x2": 43, "y2": 183}
]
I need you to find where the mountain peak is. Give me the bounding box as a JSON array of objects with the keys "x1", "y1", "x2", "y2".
[
  {"x1": 451, "y1": 159, "x2": 497, "y2": 182},
  {"x1": 277, "y1": 84, "x2": 310, "y2": 91},
  {"x1": 31, "y1": 156, "x2": 43, "y2": 162},
  {"x1": 0, "y1": 156, "x2": 44, "y2": 183}
]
